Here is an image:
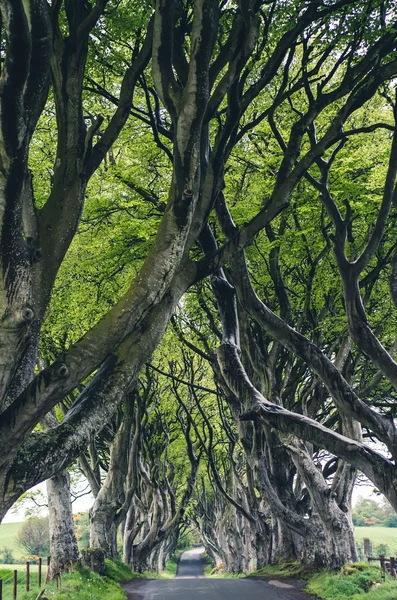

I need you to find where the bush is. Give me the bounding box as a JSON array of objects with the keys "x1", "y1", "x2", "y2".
[
  {"x1": 385, "y1": 515, "x2": 397, "y2": 528},
  {"x1": 0, "y1": 547, "x2": 15, "y2": 564},
  {"x1": 307, "y1": 563, "x2": 382, "y2": 599},
  {"x1": 374, "y1": 544, "x2": 390, "y2": 557}
]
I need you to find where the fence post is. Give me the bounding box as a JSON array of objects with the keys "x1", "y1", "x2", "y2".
[
  {"x1": 44, "y1": 556, "x2": 50, "y2": 585},
  {"x1": 0, "y1": 578, "x2": 3, "y2": 600},
  {"x1": 391, "y1": 556, "x2": 396, "y2": 577},
  {"x1": 38, "y1": 558, "x2": 42, "y2": 587},
  {"x1": 26, "y1": 562, "x2": 30, "y2": 592},
  {"x1": 13, "y1": 569, "x2": 17, "y2": 599},
  {"x1": 363, "y1": 538, "x2": 371, "y2": 558},
  {"x1": 380, "y1": 555, "x2": 386, "y2": 582}
]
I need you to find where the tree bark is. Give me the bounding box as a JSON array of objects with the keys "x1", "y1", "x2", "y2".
[{"x1": 46, "y1": 470, "x2": 79, "y2": 578}]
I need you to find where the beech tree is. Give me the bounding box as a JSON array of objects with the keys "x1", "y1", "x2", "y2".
[
  {"x1": 85, "y1": 368, "x2": 200, "y2": 571},
  {"x1": 2, "y1": 0, "x2": 397, "y2": 541}
]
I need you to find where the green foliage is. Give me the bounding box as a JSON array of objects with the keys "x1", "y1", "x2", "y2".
[
  {"x1": 0, "y1": 568, "x2": 12, "y2": 578},
  {"x1": 385, "y1": 515, "x2": 397, "y2": 528},
  {"x1": 12, "y1": 565, "x2": 127, "y2": 600},
  {"x1": 73, "y1": 513, "x2": 90, "y2": 549},
  {"x1": 256, "y1": 560, "x2": 397, "y2": 600},
  {"x1": 0, "y1": 548, "x2": 14, "y2": 564},
  {"x1": 104, "y1": 558, "x2": 135, "y2": 583},
  {"x1": 353, "y1": 499, "x2": 386, "y2": 527},
  {"x1": 306, "y1": 563, "x2": 395, "y2": 600},
  {"x1": 374, "y1": 544, "x2": 390, "y2": 557},
  {"x1": 16, "y1": 517, "x2": 50, "y2": 557},
  {"x1": 250, "y1": 561, "x2": 309, "y2": 580},
  {"x1": 164, "y1": 554, "x2": 180, "y2": 577},
  {"x1": 353, "y1": 498, "x2": 397, "y2": 527},
  {"x1": 0, "y1": 565, "x2": 46, "y2": 600},
  {"x1": 177, "y1": 532, "x2": 196, "y2": 550}
]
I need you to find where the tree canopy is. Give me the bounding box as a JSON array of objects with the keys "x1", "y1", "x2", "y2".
[{"x1": 2, "y1": 0, "x2": 397, "y2": 574}]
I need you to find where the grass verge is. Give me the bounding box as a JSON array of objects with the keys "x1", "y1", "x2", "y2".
[
  {"x1": 206, "y1": 570, "x2": 246, "y2": 578},
  {"x1": 203, "y1": 554, "x2": 245, "y2": 579},
  {"x1": 251, "y1": 561, "x2": 397, "y2": 600},
  {"x1": 306, "y1": 563, "x2": 397, "y2": 600},
  {"x1": 163, "y1": 551, "x2": 182, "y2": 577},
  {"x1": 0, "y1": 559, "x2": 137, "y2": 600},
  {"x1": 250, "y1": 561, "x2": 309, "y2": 580}
]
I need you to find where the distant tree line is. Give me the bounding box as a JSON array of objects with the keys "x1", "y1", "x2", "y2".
[{"x1": 353, "y1": 498, "x2": 397, "y2": 528}]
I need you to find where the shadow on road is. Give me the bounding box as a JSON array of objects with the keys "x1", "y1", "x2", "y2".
[{"x1": 176, "y1": 547, "x2": 206, "y2": 578}]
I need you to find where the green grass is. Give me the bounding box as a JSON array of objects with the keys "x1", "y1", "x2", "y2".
[
  {"x1": 0, "y1": 522, "x2": 25, "y2": 558},
  {"x1": 249, "y1": 561, "x2": 309, "y2": 580},
  {"x1": 0, "y1": 560, "x2": 131, "y2": 600},
  {"x1": 306, "y1": 563, "x2": 397, "y2": 600},
  {"x1": 354, "y1": 527, "x2": 397, "y2": 554},
  {"x1": 104, "y1": 558, "x2": 136, "y2": 583},
  {"x1": 203, "y1": 553, "x2": 214, "y2": 577},
  {"x1": 164, "y1": 552, "x2": 181, "y2": 577},
  {"x1": 0, "y1": 563, "x2": 47, "y2": 572},
  {"x1": 249, "y1": 560, "x2": 397, "y2": 600},
  {"x1": 0, "y1": 565, "x2": 48, "y2": 600}
]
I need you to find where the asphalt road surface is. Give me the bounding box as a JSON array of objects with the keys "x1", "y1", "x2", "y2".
[{"x1": 123, "y1": 547, "x2": 310, "y2": 600}]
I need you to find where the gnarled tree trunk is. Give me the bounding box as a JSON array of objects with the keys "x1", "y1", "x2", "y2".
[{"x1": 46, "y1": 470, "x2": 79, "y2": 578}]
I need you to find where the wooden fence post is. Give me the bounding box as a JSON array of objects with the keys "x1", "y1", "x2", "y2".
[
  {"x1": 390, "y1": 556, "x2": 396, "y2": 577},
  {"x1": 380, "y1": 555, "x2": 386, "y2": 582},
  {"x1": 363, "y1": 538, "x2": 371, "y2": 557},
  {"x1": 38, "y1": 558, "x2": 42, "y2": 587},
  {"x1": 13, "y1": 569, "x2": 17, "y2": 599},
  {"x1": 26, "y1": 562, "x2": 30, "y2": 592},
  {"x1": 44, "y1": 556, "x2": 50, "y2": 585}
]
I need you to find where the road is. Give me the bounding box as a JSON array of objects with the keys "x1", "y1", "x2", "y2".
[{"x1": 123, "y1": 547, "x2": 310, "y2": 600}]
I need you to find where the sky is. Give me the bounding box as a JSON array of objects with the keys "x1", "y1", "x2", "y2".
[
  {"x1": 1, "y1": 478, "x2": 381, "y2": 524},
  {"x1": 2, "y1": 482, "x2": 94, "y2": 523}
]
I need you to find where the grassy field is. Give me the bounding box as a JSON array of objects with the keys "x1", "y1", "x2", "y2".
[
  {"x1": 0, "y1": 566, "x2": 47, "y2": 600},
  {"x1": 0, "y1": 564, "x2": 47, "y2": 572},
  {"x1": 0, "y1": 522, "x2": 25, "y2": 559},
  {"x1": 354, "y1": 527, "x2": 397, "y2": 554}
]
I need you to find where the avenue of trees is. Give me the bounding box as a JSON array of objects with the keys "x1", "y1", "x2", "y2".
[{"x1": 2, "y1": 0, "x2": 397, "y2": 577}]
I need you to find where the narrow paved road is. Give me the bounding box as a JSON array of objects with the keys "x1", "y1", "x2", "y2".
[{"x1": 123, "y1": 547, "x2": 311, "y2": 600}]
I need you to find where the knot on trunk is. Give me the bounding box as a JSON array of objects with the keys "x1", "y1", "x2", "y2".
[
  {"x1": 58, "y1": 364, "x2": 69, "y2": 378},
  {"x1": 21, "y1": 307, "x2": 35, "y2": 321}
]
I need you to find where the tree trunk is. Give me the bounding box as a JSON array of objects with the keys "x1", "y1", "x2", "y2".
[{"x1": 46, "y1": 470, "x2": 79, "y2": 578}]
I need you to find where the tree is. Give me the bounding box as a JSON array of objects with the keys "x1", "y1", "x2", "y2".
[
  {"x1": 0, "y1": 548, "x2": 15, "y2": 564},
  {"x1": 352, "y1": 499, "x2": 384, "y2": 527},
  {"x1": 1, "y1": 1, "x2": 397, "y2": 545},
  {"x1": 17, "y1": 517, "x2": 50, "y2": 557}
]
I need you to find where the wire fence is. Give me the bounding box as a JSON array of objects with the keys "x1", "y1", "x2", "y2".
[{"x1": 0, "y1": 558, "x2": 49, "y2": 600}]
